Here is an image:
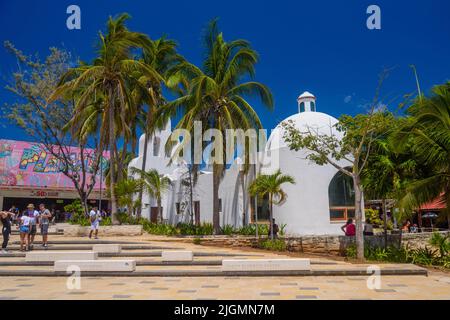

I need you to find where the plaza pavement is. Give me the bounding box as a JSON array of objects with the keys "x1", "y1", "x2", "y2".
[{"x1": 0, "y1": 232, "x2": 449, "y2": 300}]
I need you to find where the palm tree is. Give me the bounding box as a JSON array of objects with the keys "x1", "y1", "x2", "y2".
[
  {"x1": 51, "y1": 13, "x2": 162, "y2": 224},
  {"x1": 130, "y1": 167, "x2": 171, "y2": 223},
  {"x1": 114, "y1": 178, "x2": 142, "y2": 216},
  {"x1": 135, "y1": 37, "x2": 183, "y2": 218},
  {"x1": 248, "y1": 169, "x2": 295, "y2": 239},
  {"x1": 162, "y1": 19, "x2": 273, "y2": 234},
  {"x1": 394, "y1": 81, "x2": 450, "y2": 227}
]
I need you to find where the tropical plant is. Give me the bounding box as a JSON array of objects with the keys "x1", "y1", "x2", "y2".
[
  {"x1": 130, "y1": 167, "x2": 171, "y2": 223},
  {"x1": 51, "y1": 13, "x2": 162, "y2": 224},
  {"x1": 393, "y1": 82, "x2": 450, "y2": 225},
  {"x1": 248, "y1": 169, "x2": 295, "y2": 239},
  {"x1": 114, "y1": 178, "x2": 142, "y2": 216},
  {"x1": 162, "y1": 19, "x2": 273, "y2": 234}
]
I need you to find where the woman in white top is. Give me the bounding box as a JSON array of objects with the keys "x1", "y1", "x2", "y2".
[{"x1": 19, "y1": 212, "x2": 31, "y2": 251}]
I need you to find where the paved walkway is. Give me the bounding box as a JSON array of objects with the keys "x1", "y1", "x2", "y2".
[{"x1": 0, "y1": 233, "x2": 448, "y2": 300}]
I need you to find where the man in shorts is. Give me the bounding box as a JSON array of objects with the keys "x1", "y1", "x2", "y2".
[
  {"x1": 89, "y1": 207, "x2": 100, "y2": 239},
  {"x1": 25, "y1": 204, "x2": 39, "y2": 250},
  {"x1": 39, "y1": 204, "x2": 51, "y2": 247}
]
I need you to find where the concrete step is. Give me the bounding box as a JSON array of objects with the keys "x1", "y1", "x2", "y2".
[
  {"x1": 99, "y1": 251, "x2": 256, "y2": 258},
  {"x1": 6, "y1": 245, "x2": 177, "y2": 251},
  {"x1": 93, "y1": 244, "x2": 121, "y2": 253},
  {"x1": 222, "y1": 258, "x2": 311, "y2": 271},
  {"x1": 161, "y1": 251, "x2": 193, "y2": 262},
  {"x1": 0, "y1": 266, "x2": 428, "y2": 277},
  {"x1": 25, "y1": 251, "x2": 98, "y2": 262},
  {"x1": 54, "y1": 260, "x2": 136, "y2": 272}
]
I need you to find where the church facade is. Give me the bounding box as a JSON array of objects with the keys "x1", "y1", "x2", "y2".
[{"x1": 129, "y1": 92, "x2": 357, "y2": 235}]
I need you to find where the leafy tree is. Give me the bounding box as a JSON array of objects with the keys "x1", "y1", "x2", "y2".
[
  {"x1": 281, "y1": 72, "x2": 391, "y2": 260},
  {"x1": 2, "y1": 42, "x2": 104, "y2": 215},
  {"x1": 162, "y1": 19, "x2": 273, "y2": 234},
  {"x1": 130, "y1": 168, "x2": 171, "y2": 223},
  {"x1": 51, "y1": 13, "x2": 161, "y2": 223},
  {"x1": 115, "y1": 178, "x2": 142, "y2": 216},
  {"x1": 248, "y1": 169, "x2": 295, "y2": 239}
]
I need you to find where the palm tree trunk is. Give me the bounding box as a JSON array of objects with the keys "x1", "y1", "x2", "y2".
[
  {"x1": 137, "y1": 130, "x2": 150, "y2": 219},
  {"x1": 212, "y1": 163, "x2": 221, "y2": 234},
  {"x1": 188, "y1": 166, "x2": 194, "y2": 225},
  {"x1": 108, "y1": 89, "x2": 119, "y2": 225},
  {"x1": 269, "y1": 193, "x2": 274, "y2": 240},
  {"x1": 157, "y1": 198, "x2": 162, "y2": 223},
  {"x1": 353, "y1": 174, "x2": 364, "y2": 261},
  {"x1": 382, "y1": 198, "x2": 388, "y2": 249},
  {"x1": 240, "y1": 170, "x2": 246, "y2": 227}
]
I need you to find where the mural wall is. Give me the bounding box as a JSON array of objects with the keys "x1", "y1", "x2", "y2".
[{"x1": 0, "y1": 139, "x2": 108, "y2": 190}]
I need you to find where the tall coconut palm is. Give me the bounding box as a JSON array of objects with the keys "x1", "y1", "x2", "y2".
[
  {"x1": 134, "y1": 37, "x2": 184, "y2": 218},
  {"x1": 248, "y1": 169, "x2": 295, "y2": 239},
  {"x1": 162, "y1": 19, "x2": 273, "y2": 234},
  {"x1": 394, "y1": 82, "x2": 450, "y2": 224},
  {"x1": 50, "y1": 13, "x2": 162, "y2": 224},
  {"x1": 130, "y1": 167, "x2": 171, "y2": 222}
]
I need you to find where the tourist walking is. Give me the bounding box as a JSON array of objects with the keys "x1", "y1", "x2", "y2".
[
  {"x1": 39, "y1": 203, "x2": 51, "y2": 247},
  {"x1": 363, "y1": 218, "x2": 374, "y2": 236},
  {"x1": 18, "y1": 212, "x2": 31, "y2": 251},
  {"x1": 25, "y1": 204, "x2": 39, "y2": 250},
  {"x1": 9, "y1": 205, "x2": 19, "y2": 226},
  {"x1": 341, "y1": 218, "x2": 356, "y2": 236},
  {"x1": 89, "y1": 207, "x2": 100, "y2": 239},
  {"x1": 1, "y1": 210, "x2": 14, "y2": 253},
  {"x1": 268, "y1": 218, "x2": 280, "y2": 239}
]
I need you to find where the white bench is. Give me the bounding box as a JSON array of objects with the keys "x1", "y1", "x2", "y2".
[
  {"x1": 25, "y1": 251, "x2": 98, "y2": 262},
  {"x1": 92, "y1": 244, "x2": 122, "y2": 253},
  {"x1": 161, "y1": 250, "x2": 193, "y2": 262},
  {"x1": 222, "y1": 259, "x2": 310, "y2": 271},
  {"x1": 54, "y1": 260, "x2": 136, "y2": 272}
]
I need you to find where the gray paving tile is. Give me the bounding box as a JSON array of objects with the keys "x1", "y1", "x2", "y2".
[
  {"x1": 0, "y1": 289, "x2": 19, "y2": 292},
  {"x1": 113, "y1": 294, "x2": 132, "y2": 299},
  {"x1": 140, "y1": 280, "x2": 156, "y2": 284},
  {"x1": 387, "y1": 284, "x2": 408, "y2": 287},
  {"x1": 109, "y1": 283, "x2": 125, "y2": 286},
  {"x1": 0, "y1": 297, "x2": 17, "y2": 300},
  {"x1": 327, "y1": 280, "x2": 344, "y2": 283},
  {"x1": 17, "y1": 284, "x2": 34, "y2": 287},
  {"x1": 178, "y1": 290, "x2": 197, "y2": 293},
  {"x1": 375, "y1": 289, "x2": 396, "y2": 293},
  {"x1": 201, "y1": 285, "x2": 219, "y2": 288},
  {"x1": 296, "y1": 295, "x2": 318, "y2": 299},
  {"x1": 150, "y1": 287, "x2": 169, "y2": 290},
  {"x1": 299, "y1": 287, "x2": 319, "y2": 290},
  {"x1": 260, "y1": 292, "x2": 280, "y2": 296},
  {"x1": 280, "y1": 282, "x2": 297, "y2": 286},
  {"x1": 349, "y1": 298, "x2": 372, "y2": 300},
  {"x1": 67, "y1": 291, "x2": 87, "y2": 295},
  {"x1": 196, "y1": 298, "x2": 217, "y2": 300},
  {"x1": 164, "y1": 279, "x2": 180, "y2": 282}
]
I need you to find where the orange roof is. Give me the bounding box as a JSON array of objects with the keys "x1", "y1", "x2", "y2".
[{"x1": 419, "y1": 197, "x2": 446, "y2": 211}]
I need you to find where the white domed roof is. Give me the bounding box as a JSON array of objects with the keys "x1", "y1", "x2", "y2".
[
  {"x1": 297, "y1": 91, "x2": 316, "y2": 100},
  {"x1": 266, "y1": 111, "x2": 341, "y2": 151}
]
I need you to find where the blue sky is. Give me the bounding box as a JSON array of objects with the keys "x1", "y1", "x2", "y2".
[{"x1": 1, "y1": 0, "x2": 449, "y2": 142}]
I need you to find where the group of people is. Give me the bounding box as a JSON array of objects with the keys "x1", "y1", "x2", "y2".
[
  {"x1": 340, "y1": 218, "x2": 375, "y2": 236},
  {"x1": 1, "y1": 203, "x2": 52, "y2": 253}
]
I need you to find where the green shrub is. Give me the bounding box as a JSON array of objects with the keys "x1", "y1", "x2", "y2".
[
  {"x1": 221, "y1": 225, "x2": 235, "y2": 235},
  {"x1": 193, "y1": 238, "x2": 202, "y2": 245},
  {"x1": 257, "y1": 239, "x2": 287, "y2": 251},
  {"x1": 345, "y1": 244, "x2": 357, "y2": 258}
]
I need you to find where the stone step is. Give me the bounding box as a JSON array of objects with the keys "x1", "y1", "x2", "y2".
[
  {"x1": 161, "y1": 250, "x2": 193, "y2": 262},
  {"x1": 222, "y1": 259, "x2": 311, "y2": 271},
  {"x1": 54, "y1": 260, "x2": 136, "y2": 272},
  {"x1": 93, "y1": 244, "x2": 121, "y2": 253},
  {"x1": 6, "y1": 245, "x2": 176, "y2": 251},
  {"x1": 25, "y1": 251, "x2": 98, "y2": 262},
  {"x1": 99, "y1": 251, "x2": 255, "y2": 258},
  {"x1": 0, "y1": 267, "x2": 428, "y2": 277}
]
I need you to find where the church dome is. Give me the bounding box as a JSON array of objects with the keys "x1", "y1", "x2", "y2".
[{"x1": 266, "y1": 92, "x2": 341, "y2": 151}]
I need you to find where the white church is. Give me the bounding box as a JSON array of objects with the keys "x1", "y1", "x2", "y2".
[{"x1": 128, "y1": 92, "x2": 356, "y2": 236}]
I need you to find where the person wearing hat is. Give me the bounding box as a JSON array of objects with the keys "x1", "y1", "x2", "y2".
[{"x1": 24, "y1": 204, "x2": 39, "y2": 250}]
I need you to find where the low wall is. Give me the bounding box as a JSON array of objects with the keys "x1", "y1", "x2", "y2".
[
  {"x1": 194, "y1": 231, "x2": 449, "y2": 256},
  {"x1": 61, "y1": 224, "x2": 143, "y2": 237}
]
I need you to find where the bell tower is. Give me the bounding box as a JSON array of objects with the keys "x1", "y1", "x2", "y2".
[{"x1": 297, "y1": 91, "x2": 316, "y2": 113}]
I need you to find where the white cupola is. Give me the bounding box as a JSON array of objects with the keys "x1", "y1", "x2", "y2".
[{"x1": 297, "y1": 91, "x2": 316, "y2": 113}]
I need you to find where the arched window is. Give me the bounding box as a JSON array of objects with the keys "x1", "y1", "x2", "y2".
[
  {"x1": 310, "y1": 101, "x2": 316, "y2": 112},
  {"x1": 328, "y1": 170, "x2": 355, "y2": 221},
  {"x1": 153, "y1": 137, "x2": 161, "y2": 156},
  {"x1": 299, "y1": 102, "x2": 305, "y2": 113}
]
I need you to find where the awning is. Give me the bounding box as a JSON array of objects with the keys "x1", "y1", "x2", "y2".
[{"x1": 419, "y1": 197, "x2": 446, "y2": 211}]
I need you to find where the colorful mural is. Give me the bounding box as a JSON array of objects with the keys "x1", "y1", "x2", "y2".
[{"x1": 0, "y1": 139, "x2": 108, "y2": 190}]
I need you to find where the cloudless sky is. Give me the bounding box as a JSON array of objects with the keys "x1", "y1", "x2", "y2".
[{"x1": 1, "y1": 0, "x2": 449, "y2": 143}]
